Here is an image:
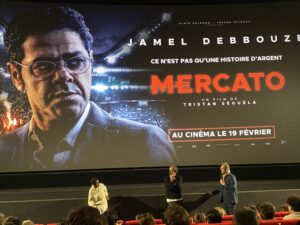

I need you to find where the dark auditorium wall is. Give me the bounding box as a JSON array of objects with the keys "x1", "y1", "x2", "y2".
[{"x1": 1, "y1": 164, "x2": 300, "y2": 189}]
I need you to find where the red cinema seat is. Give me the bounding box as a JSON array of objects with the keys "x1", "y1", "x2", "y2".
[
  {"x1": 154, "y1": 219, "x2": 163, "y2": 224},
  {"x1": 222, "y1": 215, "x2": 233, "y2": 221},
  {"x1": 222, "y1": 221, "x2": 233, "y2": 224},
  {"x1": 275, "y1": 217, "x2": 283, "y2": 220},
  {"x1": 199, "y1": 223, "x2": 228, "y2": 225},
  {"x1": 125, "y1": 219, "x2": 163, "y2": 225},
  {"x1": 125, "y1": 220, "x2": 139, "y2": 225},
  {"x1": 275, "y1": 212, "x2": 291, "y2": 217},
  {"x1": 281, "y1": 220, "x2": 300, "y2": 225},
  {"x1": 259, "y1": 220, "x2": 282, "y2": 225},
  {"x1": 259, "y1": 219, "x2": 299, "y2": 225}
]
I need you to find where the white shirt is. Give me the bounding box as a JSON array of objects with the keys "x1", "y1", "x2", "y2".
[
  {"x1": 283, "y1": 212, "x2": 300, "y2": 220},
  {"x1": 88, "y1": 183, "x2": 109, "y2": 214}
]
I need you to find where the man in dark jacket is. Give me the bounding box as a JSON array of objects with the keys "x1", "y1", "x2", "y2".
[
  {"x1": 163, "y1": 165, "x2": 183, "y2": 205},
  {"x1": 219, "y1": 162, "x2": 238, "y2": 214}
]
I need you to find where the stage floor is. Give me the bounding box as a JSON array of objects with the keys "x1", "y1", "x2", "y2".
[{"x1": 1, "y1": 179, "x2": 300, "y2": 223}]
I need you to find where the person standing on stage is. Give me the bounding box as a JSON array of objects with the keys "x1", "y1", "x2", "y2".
[
  {"x1": 219, "y1": 162, "x2": 238, "y2": 215},
  {"x1": 163, "y1": 165, "x2": 183, "y2": 205},
  {"x1": 88, "y1": 177, "x2": 109, "y2": 214}
]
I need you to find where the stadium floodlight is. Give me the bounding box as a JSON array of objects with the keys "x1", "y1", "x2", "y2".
[
  {"x1": 120, "y1": 45, "x2": 131, "y2": 54},
  {"x1": 0, "y1": 32, "x2": 3, "y2": 45},
  {"x1": 138, "y1": 31, "x2": 149, "y2": 40},
  {"x1": 111, "y1": 85, "x2": 119, "y2": 90},
  {"x1": 94, "y1": 66, "x2": 107, "y2": 74},
  {"x1": 92, "y1": 84, "x2": 108, "y2": 92},
  {"x1": 161, "y1": 12, "x2": 172, "y2": 22},
  {"x1": 106, "y1": 55, "x2": 117, "y2": 64}
]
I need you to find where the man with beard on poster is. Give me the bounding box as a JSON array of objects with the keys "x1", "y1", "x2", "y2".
[{"x1": 0, "y1": 6, "x2": 175, "y2": 172}]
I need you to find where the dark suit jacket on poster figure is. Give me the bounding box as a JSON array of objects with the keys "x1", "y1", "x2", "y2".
[
  {"x1": 0, "y1": 102, "x2": 175, "y2": 171},
  {"x1": 219, "y1": 172, "x2": 238, "y2": 214}
]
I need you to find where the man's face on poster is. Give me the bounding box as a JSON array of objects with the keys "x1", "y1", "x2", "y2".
[{"x1": 9, "y1": 28, "x2": 93, "y2": 128}]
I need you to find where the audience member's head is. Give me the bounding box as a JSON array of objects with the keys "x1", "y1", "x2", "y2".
[
  {"x1": 0, "y1": 212, "x2": 5, "y2": 225},
  {"x1": 22, "y1": 220, "x2": 34, "y2": 225},
  {"x1": 214, "y1": 207, "x2": 227, "y2": 217},
  {"x1": 103, "y1": 210, "x2": 119, "y2": 225},
  {"x1": 279, "y1": 203, "x2": 291, "y2": 212},
  {"x1": 244, "y1": 205, "x2": 261, "y2": 220},
  {"x1": 286, "y1": 195, "x2": 300, "y2": 212},
  {"x1": 58, "y1": 218, "x2": 66, "y2": 225},
  {"x1": 0, "y1": 212, "x2": 6, "y2": 225},
  {"x1": 164, "y1": 204, "x2": 190, "y2": 225},
  {"x1": 233, "y1": 206, "x2": 259, "y2": 225},
  {"x1": 135, "y1": 214, "x2": 143, "y2": 220},
  {"x1": 244, "y1": 205, "x2": 257, "y2": 211},
  {"x1": 192, "y1": 211, "x2": 207, "y2": 223},
  {"x1": 257, "y1": 202, "x2": 276, "y2": 220},
  {"x1": 138, "y1": 213, "x2": 155, "y2": 225},
  {"x1": 206, "y1": 209, "x2": 222, "y2": 223},
  {"x1": 2, "y1": 216, "x2": 22, "y2": 225},
  {"x1": 65, "y1": 205, "x2": 105, "y2": 225}
]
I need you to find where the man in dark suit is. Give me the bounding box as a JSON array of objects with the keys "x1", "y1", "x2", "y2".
[
  {"x1": 0, "y1": 6, "x2": 175, "y2": 172},
  {"x1": 219, "y1": 162, "x2": 238, "y2": 215}
]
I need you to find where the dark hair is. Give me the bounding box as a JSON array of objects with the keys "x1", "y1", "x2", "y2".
[
  {"x1": 2, "y1": 216, "x2": 22, "y2": 225},
  {"x1": 90, "y1": 177, "x2": 99, "y2": 186},
  {"x1": 244, "y1": 205, "x2": 257, "y2": 211},
  {"x1": 206, "y1": 209, "x2": 222, "y2": 223},
  {"x1": 233, "y1": 206, "x2": 258, "y2": 225},
  {"x1": 164, "y1": 204, "x2": 190, "y2": 225},
  {"x1": 192, "y1": 211, "x2": 206, "y2": 223},
  {"x1": 4, "y1": 6, "x2": 93, "y2": 62},
  {"x1": 138, "y1": 213, "x2": 155, "y2": 225},
  {"x1": 103, "y1": 210, "x2": 119, "y2": 225},
  {"x1": 257, "y1": 202, "x2": 275, "y2": 220},
  {"x1": 279, "y1": 203, "x2": 290, "y2": 212},
  {"x1": 286, "y1": 195, "x2": 300, "y2": 212},
  {"x1": 65, "y1": 205, "x2": 104, "y2": 225}
]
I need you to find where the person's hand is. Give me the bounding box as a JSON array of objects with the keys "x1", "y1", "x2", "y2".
[
  {"x1": 220, "y1": 179, "x2": 225, "y2": 186},
  {"x1": 170, "y1": 173, "x2": 176, "y2": 182}
]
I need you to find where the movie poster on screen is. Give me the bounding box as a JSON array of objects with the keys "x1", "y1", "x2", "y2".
[{"x1": 0, "y1": 2, "x2": 299, "y2": 170}]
